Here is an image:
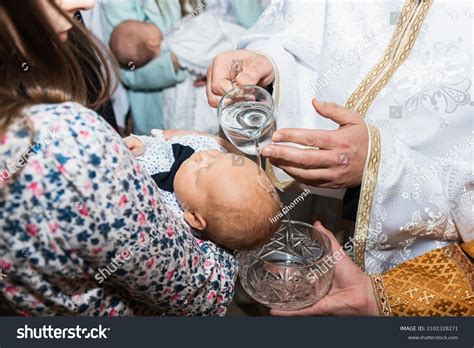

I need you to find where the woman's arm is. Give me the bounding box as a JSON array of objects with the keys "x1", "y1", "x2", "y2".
[
  {"x1": 102, "y1": 1, "x2": 187, "y2": 90},
  {"x1": 119, "y1": 51, "x2": 187, "y2": 91},
  {"x1": 34, "y1": 103, "x2": 236, "y2": 315}
]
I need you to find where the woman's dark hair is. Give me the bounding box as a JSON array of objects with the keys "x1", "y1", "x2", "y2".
[{"x1": 0, "y1": 0, "x2": 116, "y2": 138}]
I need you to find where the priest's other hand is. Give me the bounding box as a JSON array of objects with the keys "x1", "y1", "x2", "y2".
[
  {"x1": 262, "y1": 99, "x2": 369, "y2": 188},
  {"x1": 271, "y1": 221, "x2": 380, "y2": 317},
  {"x1": 206, "y1": 49, "x2": 274, "y2": 107}
]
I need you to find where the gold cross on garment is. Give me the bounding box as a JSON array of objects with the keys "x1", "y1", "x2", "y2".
[
  {"x1": 417, "y1": 290, "x2": 435, "y2": 305},
  {"x1": 402, "y1": 287, "x2": 419, "y2": 299}
]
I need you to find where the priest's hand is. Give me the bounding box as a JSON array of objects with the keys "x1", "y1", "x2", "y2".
[
  {"x1": 271, "y1": 221, "x2": 380, "y2": 317},
  {"x1": 206, "y1": 49, "x2": 275, "y2": 107},
  {"x1": 262, "y1": 99, "x2": 369, "y2": 188}
]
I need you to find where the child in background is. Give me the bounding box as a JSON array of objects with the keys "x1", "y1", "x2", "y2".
[{"x1": 110, "y1": 13, "x2": 245, "y2": 133}]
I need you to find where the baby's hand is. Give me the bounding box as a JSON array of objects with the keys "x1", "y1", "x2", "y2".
[{"x1": 123, "y1": 136, "x2": 145, "y2": 157}]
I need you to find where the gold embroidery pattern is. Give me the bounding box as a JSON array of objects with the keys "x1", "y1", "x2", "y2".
[
  {"x1": 446, "y1": 242, "x2": 474, "y2": 289},
  {"x1": 349, "y1": 0, "x2": 433, "y2": 270},
  {"x1": 370, "y1": 274, "x2": 393, "y2": 317},
  {"x1": 346, "y1": 0, "x2": 416, "y2": 112},
  {"x1": 379, "y1": 244, "x2": 474, "y2": 316},
  {"x1": 354, "y1": 125, "x2": 380, "y2": 269},
  {"x1": 346, "y1": 0, "x2": 433, "y2": 117}
]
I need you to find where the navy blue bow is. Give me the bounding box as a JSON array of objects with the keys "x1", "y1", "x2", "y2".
[{"x1": 151, "y1": 143, "x2": 195, "y2": 193}]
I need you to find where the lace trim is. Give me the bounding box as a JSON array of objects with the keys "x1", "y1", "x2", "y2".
[
  {"x1": 354, "y1": 124, "x2": 381, "y2": 269},
  {"x1": 346, "y1": 0, "x2": 434, "y2": 117},
  {"x1": 444, "y1": 243, "x2": 474, "y2": 290},
  {"x1": 371, "y1": 274, "x2": 393, "y2": 317},
  {"x1": 349, "y1": 0, "x2": 434, "y2": 270}
]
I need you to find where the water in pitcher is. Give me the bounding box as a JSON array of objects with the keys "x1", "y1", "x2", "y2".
[{"x1": 220, "y1": 101, "x2": 275, "y2": 157}]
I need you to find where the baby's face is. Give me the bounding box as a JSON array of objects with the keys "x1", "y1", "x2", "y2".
[
  {"x1": 174, "y1": 150, "x2": 258, "y2": 212},
  {"x1": 174, "y1": 150, "x2": 280, "y2": 250}
]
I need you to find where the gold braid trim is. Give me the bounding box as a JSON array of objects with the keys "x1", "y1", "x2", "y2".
[
  {"x1": 370, "y1": 274, "x2": 393, "y2": 317},
  {"x1": 258, "y1": 50, "x2": 296, "y2": 191},
  {"x1": 346, "y1": 0, "x2": 433, "y2": 116},
  {"x1": 446, "y1": 242, "x2": 474, "y2": 289},
  {"x1": 346, "y1": 0, "x2": 416, "y2": 112},
  {"x1": 376, "y1": 243, "x2": 474, "y2": 316},
  {"x1": 353, "y1": 124, "x2": 380, "y2": 269},
  {"x1": 350, "y1": 0, "x2": 433, "y2": 270}
]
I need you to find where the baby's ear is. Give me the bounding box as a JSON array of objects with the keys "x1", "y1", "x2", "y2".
[{"x1": 183, "y1": 211, "x2": 207, "y2": 231}]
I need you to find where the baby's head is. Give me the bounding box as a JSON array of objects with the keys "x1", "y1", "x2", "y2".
[
  {"x1": 174, "y1": 150, "x2": 281, "y2": 250},
  {"x1": 109, "y1": 20, "x2": 162, "y2": 69}
]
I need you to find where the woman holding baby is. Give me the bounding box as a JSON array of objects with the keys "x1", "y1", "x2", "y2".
[{"x1": 0, "y1": 0, "x2": 239, "y2": 316}]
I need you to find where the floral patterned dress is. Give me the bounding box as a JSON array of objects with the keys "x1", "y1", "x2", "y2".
[{"x1": 0, "y1": 103, "x2": 237, "y2": 316}]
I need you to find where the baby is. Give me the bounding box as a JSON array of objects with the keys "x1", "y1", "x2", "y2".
[
  {"x1": 109, "y1": 20, "x2": 163, "y2": 69},
  {"x1": 109, "y1": 15, "x2": 245, "y2": 133},
  {"x1": 109, "y1": 15, "x2": 244, "y2": 72},
  {"x1": 124, "y1": 130, "x2": 281, "y2": 250}
]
